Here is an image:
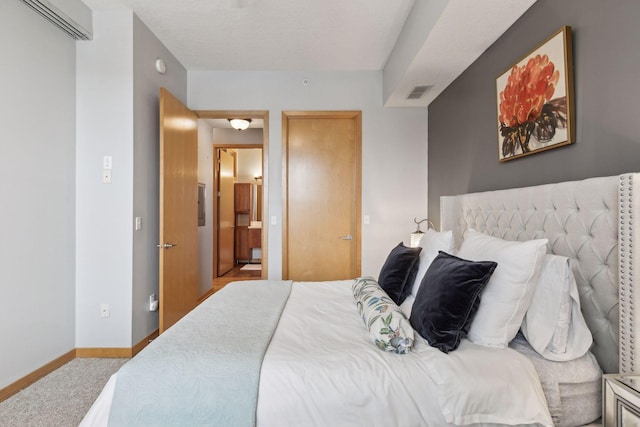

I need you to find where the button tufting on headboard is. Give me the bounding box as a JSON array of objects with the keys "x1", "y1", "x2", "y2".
[
  {"x1": 441, "y1": 174, "x2": 640, "y2": 374},
  {"x1": 619, "y1": 174, "x2": 640, "y2": 374}
]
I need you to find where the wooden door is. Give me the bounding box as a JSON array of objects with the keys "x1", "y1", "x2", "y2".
[
  {"x1": 159, "y1": 88, "x2": 198, "y2": 333},
  {"x1": 283, "y1": 111, "x2": 362, "y2": 280},
  {"x1": 217, "y1": 149, "x2": 235, "y2": 275}
]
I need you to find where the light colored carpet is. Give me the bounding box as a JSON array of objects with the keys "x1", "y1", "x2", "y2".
[
  {"x1": 0, "y1": 358, "x2": 127, "y2": 427},
  {"x1": 240, "y1": 263, "x2": 261, "y2": 271}
]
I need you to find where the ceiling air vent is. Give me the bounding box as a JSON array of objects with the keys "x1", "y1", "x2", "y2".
[
  {"x1": 20, "y1": 0, "x2": 93, "y2": 40},
  {"x1": 406, "y1": 85, "x2": 433, "y2": 100}
]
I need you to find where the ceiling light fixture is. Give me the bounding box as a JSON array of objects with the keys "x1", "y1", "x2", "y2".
[{"x1": 229, "y1": 118, "x2": 252, "y2": 131}]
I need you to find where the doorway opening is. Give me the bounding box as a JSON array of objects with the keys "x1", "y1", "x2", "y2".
[
  {"x1": 214, "y1": 145, "x2": 263, "y2": 290},
  {"x1": 195, "y1": 110, "x2": 268, "y2": 297}
]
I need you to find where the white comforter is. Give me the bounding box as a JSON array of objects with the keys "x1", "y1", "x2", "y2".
[
  {"x1": 82, "y1": 280, "x2": 553, "y2": 426},
  {"x1": 258, "y1": 280, "x2": 552, "y2": 426}
]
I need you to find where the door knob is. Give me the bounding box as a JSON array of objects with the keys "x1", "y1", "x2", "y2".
[
  {"x1": 339, "y1": 235, "x2": 353, "y2": 240},
  {"x1": 157, "y1": 242, "x2": 177, "y2": 249}
]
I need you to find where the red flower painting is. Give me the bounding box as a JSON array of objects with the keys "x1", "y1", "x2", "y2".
[{"x1": 496, "y1": 27, "x2": 574, "y2": 161}]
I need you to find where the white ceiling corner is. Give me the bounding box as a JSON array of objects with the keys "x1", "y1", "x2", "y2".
[{"x1": 384, "y1": 0, "x2": 537, "y2": 107}]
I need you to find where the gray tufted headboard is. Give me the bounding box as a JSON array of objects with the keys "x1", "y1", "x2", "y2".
[{"x1": 440, "y1": 173, "x2": 640, "y2": 375}]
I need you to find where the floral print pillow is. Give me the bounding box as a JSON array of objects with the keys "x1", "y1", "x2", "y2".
[{"x1": 352, "y1": 277, "x2": 414, "y2": 354}]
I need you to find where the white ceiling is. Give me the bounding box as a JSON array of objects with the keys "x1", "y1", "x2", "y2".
[{"x1": 82, "y1": 0, "x2": 536, "y2": 107}]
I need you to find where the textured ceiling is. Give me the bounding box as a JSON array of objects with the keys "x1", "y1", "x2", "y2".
[
  {"x1": 82, "y1": 0, "x2": 537, "y2": 106},
  {"x1": 83, "y1": 0, "x2": 414, "y2": 71}
]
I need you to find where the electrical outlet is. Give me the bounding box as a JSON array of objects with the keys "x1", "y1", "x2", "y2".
[
  {"x1": 149, "y1": 294, "x2": 158, "y2": 312},
  {"x1": 100, "y1": 303, "x2": 110, "y2": 318}
]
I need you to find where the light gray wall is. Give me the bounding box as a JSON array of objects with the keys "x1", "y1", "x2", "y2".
[
  {"x1": 132, "y1": 14, "x2": 187, "y2": 345},
  {"x1": 197, "y1": 121, "x2": 214, "y2": 296},
  {"x1": 237, "y1": 149, "x2": 262, "y2": 184},
  {"x1": 428, "y1": 0, "x2": 640, "y2": 226},
  {"x1": 76, "y1": 10, "x2": 135, "y2": 348},
  {"x1": 0, "y1": 1, "x2": 76, "y2": 389},
  {"x1": 189, "y1": 71, "x2": 428, "y2": 278},
  {"x1": 76, "y1": 11, "x2": 187, "y2": 348},
  {"x1": 213, "y1": 128, "x2": 263, "y2": 145}
]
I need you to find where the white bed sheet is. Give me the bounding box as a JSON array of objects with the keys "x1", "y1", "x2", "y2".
[
  {"x1": 82, "y1": 280, "x2": 553, "y2": 427},
  {"x1": 81, "y1": 375, "x2": 115, "y2": 427},
  {"x1": 257, "y1": 280, "x2": 552, "y2": 427}
]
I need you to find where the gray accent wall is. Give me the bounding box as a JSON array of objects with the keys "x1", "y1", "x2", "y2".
[
  {"x1": 132, "y1": 14, "x2": 187, "y2": 346},
  {"x1": 428, "y1": 0, "x2": 640, "y2": 227}
]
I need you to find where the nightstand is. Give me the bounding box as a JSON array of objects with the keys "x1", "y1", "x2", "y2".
[{"x1": 603, "y1": 374, "x2": 640, "y2": 426}]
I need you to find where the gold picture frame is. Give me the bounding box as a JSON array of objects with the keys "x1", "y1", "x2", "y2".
[{"x1": 496, "y1": 26, "x2": 575, "y2": 162}]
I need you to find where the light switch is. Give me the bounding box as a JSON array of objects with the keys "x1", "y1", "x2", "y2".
[
  {"x1": 364, "y1": 215, "x2": 370, "y2": 225},
  {"x1": 103, "y1": 170, "x2": 112, "y2": 184},
  {"x1": 271, "y1": 216, "x2": 277, "y2": 225},
  {"x1": 135, "y1": 216, "x2": 142, "y2": 231},
  {"x1": 103, "y1": 156, "x2": 112, "y2": 170}
]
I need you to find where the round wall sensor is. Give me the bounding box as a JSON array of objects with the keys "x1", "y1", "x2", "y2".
[{"x1": 155, "y1": 59, "x2": 167, "y2": 74}]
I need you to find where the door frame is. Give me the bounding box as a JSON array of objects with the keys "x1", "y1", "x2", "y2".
[
  {"x1": 197, "y1": 110, "x2": 269, "y2": 280},
  {"x1": 281, "y1": 110, "x2": 362, "y2": 279}
]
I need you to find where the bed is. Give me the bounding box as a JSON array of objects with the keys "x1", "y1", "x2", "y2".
[{"x1": 81, "y1": 173, "x2": 640, "y2": 426}]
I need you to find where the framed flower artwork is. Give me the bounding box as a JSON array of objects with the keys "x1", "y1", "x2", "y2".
[{"x1": 496, "y1": 26, "x2": 574, "y2": 162}]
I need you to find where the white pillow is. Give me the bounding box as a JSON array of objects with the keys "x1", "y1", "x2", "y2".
[
  {"x1": 521, "y1": 254, "x2": 593, "y2": 361},
  {"x1": 399, "y1": 294, "x2": 415, "y2": 318},
  {"x1": 456, "y1": 229, "x2": 548, "y2": 348},
  {"x1": 410, "y1": 229, "x2": 454, "y2": 297}
]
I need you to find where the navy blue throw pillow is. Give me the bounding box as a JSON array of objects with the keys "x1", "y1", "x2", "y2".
[
  {"x1": 378, "y1": 242, "x2": 422, "y2": 305},
  {"x1": 410, "y1": 251, "x2": 497, "y2": 353}
]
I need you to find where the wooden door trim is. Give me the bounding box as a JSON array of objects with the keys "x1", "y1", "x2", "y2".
[
  {"x1": 198, "y1": 110, "x2": 269, "y2": 280},
  {"x1": 281, "y1": 111, "x2": 362, "y2": 279}
]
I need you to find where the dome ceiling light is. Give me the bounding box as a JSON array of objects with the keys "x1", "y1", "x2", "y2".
[{"x1": 229, "y1": 118, "x2": 252, "y2": 131}]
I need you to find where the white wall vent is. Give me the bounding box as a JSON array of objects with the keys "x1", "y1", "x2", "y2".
[
  {"x1": 20, "y1": 0, "x2": 93, "y2": 40},
  {"x1": 406, "y1": 85, "x2": 433, "y2": 100}
]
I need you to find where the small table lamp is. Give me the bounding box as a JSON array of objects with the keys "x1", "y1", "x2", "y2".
[{"x1": 410, "y1": 218, "x2": 435, "y2": 247}]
